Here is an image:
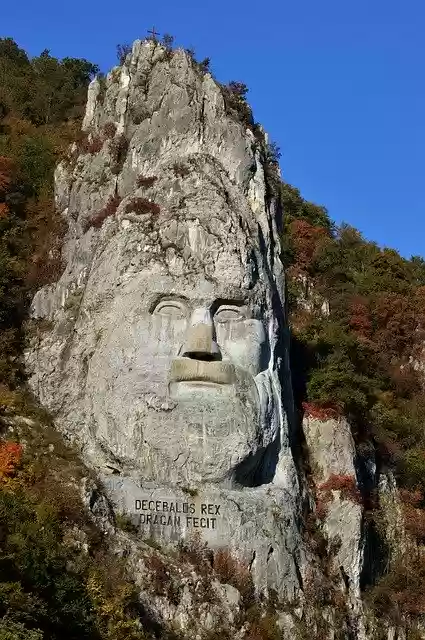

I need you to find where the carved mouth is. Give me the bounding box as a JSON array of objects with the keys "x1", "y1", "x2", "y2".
[{"x1": 169, "y1": 358, "x2": 235, "y2": 386}]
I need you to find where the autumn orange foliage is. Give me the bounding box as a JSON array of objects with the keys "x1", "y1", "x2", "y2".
[
  {"x1": 288, "y1": 219, "x2": 329, "y2": 274},
  {"x1": 348, "y1": 296, "x2": 372, "y2": 338},
  {"x1": 399, "y1": 488, "x2": 423, "y2": 507},
  {"x1": 318, "y1": 474, "x2": 362, "y2": 504},
  {"x1": 302, "y1": 402, "x2": 339, "y2": 420},
  {"x1": 315, "y1": 498, "x2": 329, "y2": 521},
  {"x1": 85, "y1": 194, "x2": 122, "y2": 231},
  {"x1": 399, "y1": 489, "x2": 425, "y2": 542},
  {"x1": 0, "y1": 441, "x2": 23, "y2": 479},
  {"x1": 0, "y1": 156, "x2": 14, "y2": 193},
  {"x1": 213, "y1": 549, "x2": 255, "y2": 606}
]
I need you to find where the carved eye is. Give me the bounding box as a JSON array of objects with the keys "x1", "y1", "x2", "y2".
[
  {"x1": 153, "y1": 299, "x2": 188, "y2": 319},
  {"x1": 214, "y1": 306, "x2": 245, "y2": 323}
]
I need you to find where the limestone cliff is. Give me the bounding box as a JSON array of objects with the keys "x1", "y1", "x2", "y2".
[{"x1": 24, "y1": 39, "x2": 404, "y2": 639}]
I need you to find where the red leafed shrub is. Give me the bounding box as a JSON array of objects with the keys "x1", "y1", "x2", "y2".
[
  {"x1": 302, "y1": 402, "x2": 339, "y2": 420},
  {"x1": 288, "y1": 219, "x2": 329, "y2": 273},
  {"x1": 85, "y1": 195, "x2": 121, "y2": 231},
  {"x1": 315, "y1": 498, "x2": 329, "y2": 521},
  {"x1": 349, "y1": 295, "x2": 372, "y2": 338},
  {"x1": 403, "y1": 504, "x2": 425, "y2": 542},
  {"x1": 0, "y1": 203, "x2": 9, "y2": 218},
  {"x1": 213, "y1": 549, "x2": 255, "y2": 607},
  {"x1": 87, "y1": 136, "x2": 103, "y2": 154},
  {"x1": 368, "y1": 555, "x2": 425, "y2": 622},
  {"x1": 124, "y1": 198, "x2": 160, "y2": 215},
  {"x1": 371, "y1": 293, "x2": 419, "y2": 360},
  {"x1": 28, "y1": 252, "x2": 64, "y2": 287},
  {"x1": 415, "y1": 286, "x2": 425, "y2": 315},
  {"x1": 399, "y1": 489, "x2": 425, "y2": 542},
  {"x1": 399, "y1": 488, "x2": 423, "y2": 507},
  {"x1": 318, "y1": 474, "x2": 362, "y2": 504},
  {"x1": 389, "y1": 363, "x2": 421, "y2": 398},
  {"x1": 177, "y1": 533, "x2": 211, "y2": 575},
  {"x1": 78, "y1": 134, "x2": 103, "y2": 155},
  {"x1": 103, "y1": 122, "x2": 117, "y2": 139},
  {"x1": 136, "y1": 175, "x2": 157, "y2": 189},
  {"x1": 0, "y1": 156, "x2": 14, "y2": 194},
  {"x1": 0, "y1": 442, "x2": 23, "y2": 479},
  {"x1": 375, "y1": 438, "x2": 401, "y2": 465}
]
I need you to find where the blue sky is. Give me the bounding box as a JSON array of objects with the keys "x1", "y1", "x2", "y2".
[{"x1": 2, "y1": 0, "x2": 424, "y2": 258}]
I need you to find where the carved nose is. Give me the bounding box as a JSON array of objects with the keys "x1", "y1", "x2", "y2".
[{"x1": 182, "y1": 309, "x2": 221, "y2": 361}]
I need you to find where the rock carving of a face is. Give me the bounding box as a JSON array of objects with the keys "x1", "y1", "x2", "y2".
[
  {"x1": 85, "y1": 237, "x2": 279, "y2": 488},
  {"x1": 29, "y1": 140, "x2": 284, "y2": 490}
]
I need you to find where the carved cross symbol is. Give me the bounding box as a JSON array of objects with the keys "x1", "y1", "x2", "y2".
[{"x1": 147, "y1": 27, "x2": 160, "y2": 41}]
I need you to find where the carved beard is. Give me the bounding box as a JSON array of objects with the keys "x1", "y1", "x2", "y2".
[{"x1": 93, "y1": 367, "x2": 279, "y2": 488}]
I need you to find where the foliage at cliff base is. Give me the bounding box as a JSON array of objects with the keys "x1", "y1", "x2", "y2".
[
  {"x1": 1, "y1": 34, "x2": 425, "y2": 635},
  {"x1": 283, "y1": 181, "x2": 425, "y2": 630}
]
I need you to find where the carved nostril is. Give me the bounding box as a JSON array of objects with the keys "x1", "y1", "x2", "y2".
[
  {"x1": 183, "y1": 351, "x2": 220, "y2": 362},
  {"x1": 181, "y1": 323, "x2": 221, "y2": 361}
]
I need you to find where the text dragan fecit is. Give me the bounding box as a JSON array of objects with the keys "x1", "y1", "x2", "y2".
[{"x1": 134, "y1": 499, "x2": 221, "y2": 530}]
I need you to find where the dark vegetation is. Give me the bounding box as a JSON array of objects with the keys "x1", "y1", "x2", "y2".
[
  {"x1": 137, "y1": 175, "x2": 157, "y2": 189},
  {"x1": 124, "y1": 198, "x2": 160, "y2": 216},
  {"x1": 84, "y1": 195, "x2": 122, "y2": 232},
  {"x1": 0, "y1": 433, "x2": 150, "y2": 640},
  {"x1": 221, "y1": 81, "x2": 253, "y2": 130},
  {"x1": 1, "y1": 34, "x2": 425, "y2": 636},
  {"x1": 283, "y1": 180, "x2": 425, "y2": 630},
  {"x1": 103, "y1": 122, "x2": 117, "y2": 139},
  {"x1": 283, "y1": 180, "x2": 425, "y2": 491},
  {"x1": 0, "y1": 38, "x2": 98, "y2": 388},
  {"x1": 109, "y1": 134, "x2": 129, "y2": 174}
]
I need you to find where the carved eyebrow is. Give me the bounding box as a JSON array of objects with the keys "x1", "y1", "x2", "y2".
[
  {"x1": 210, "y1": 298, "x2": 246, "y2": 314},
  {"x1": 149, "y1": 294, "x2": 189, "y2": 314}
]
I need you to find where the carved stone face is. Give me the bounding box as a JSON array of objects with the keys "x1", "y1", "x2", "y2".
[
  {"x1": 29, "y1": 152, "x2": 284, "y2": 489},
  {"x1": 83, "y1": 239, "x2": 278, "y2": 487}
]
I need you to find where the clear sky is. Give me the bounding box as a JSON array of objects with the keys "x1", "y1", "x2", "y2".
[{"x1": 2, "y1": 0, "x2": 424, "y2": 258}]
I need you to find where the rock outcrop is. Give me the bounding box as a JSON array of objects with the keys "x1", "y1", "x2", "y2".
[
  {"x1": 26, "y1": 38, "x2": 303, "y2": 599},
  {"x1": 25, "y1": 38, "x2": 404, "y2": 638}
]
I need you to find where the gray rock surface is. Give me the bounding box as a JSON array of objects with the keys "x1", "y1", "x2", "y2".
[
  {"x1": 102, "y1": 475, "x2": 302, "y2": 597},
  {"x1": 26, "y1": 39, "x2": 303, "y2": 597},
  {"x1": 303, "y1": 415, "x2": 366, "y2": 636},
  {"x1": 25, "y1": 39, "x2": 402, "y2": 637}
]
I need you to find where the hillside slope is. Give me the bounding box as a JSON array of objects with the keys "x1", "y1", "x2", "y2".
[{"x1": 0, "y1": 35, "x2": 424, "y2": 639}]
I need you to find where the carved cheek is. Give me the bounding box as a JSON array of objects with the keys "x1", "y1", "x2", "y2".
[
  {"x1": 149, "y1": 314, "x2": 188, "y2": 355},
  {"x1": 216, "y1": 320, "x2": 266, "y2": 375}
]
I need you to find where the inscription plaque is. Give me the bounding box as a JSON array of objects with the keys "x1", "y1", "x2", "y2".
[{"x1": 134, "y1": 499, "x2": 221, "y2": 530}]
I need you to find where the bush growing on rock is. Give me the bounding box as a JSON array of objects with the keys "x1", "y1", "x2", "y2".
[
  {"x1": 124, "y1": 198, "x2": 160, "y2": 216},
  {"x1": 161, "y1": 34, "x2": 174, "y2": 49},
  {"x1": 116, "y1": 43, "x2": 132, "y2": 65},
  {"x1": 213, "y1": 549, "x2": 255, "y2": 608},
  {"x1": 172, "y1": 161, "x2": 190, "y2": 178},
  {"x1": 109, "y1": 134, "x2": 129, "y2": 174},
  {"x1": 103, "y1": 121, "x2": 117, "y2": 139},
  {"x1": 318, "y1": 474, "x2": 362, "y2": 504},
  {"x1": 199, "y1": 57, "x2": 211, "y2": 73},
  {"x1": 221, "y1": 80, "x2": 253, "y2": 129},
  {"x1": 84, "y1": 194, "x2": 121, "y2": 231},
  {"x1": 136, "y1": 175, "x2": 157, "y2": 189},
  {"x1": 76, "y1": 133, "x2": 103, "y2": 155}
]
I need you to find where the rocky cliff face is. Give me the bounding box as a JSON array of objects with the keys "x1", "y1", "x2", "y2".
[{"x1": 25, "y1": 39, "x2": 401, "y2": 638}]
